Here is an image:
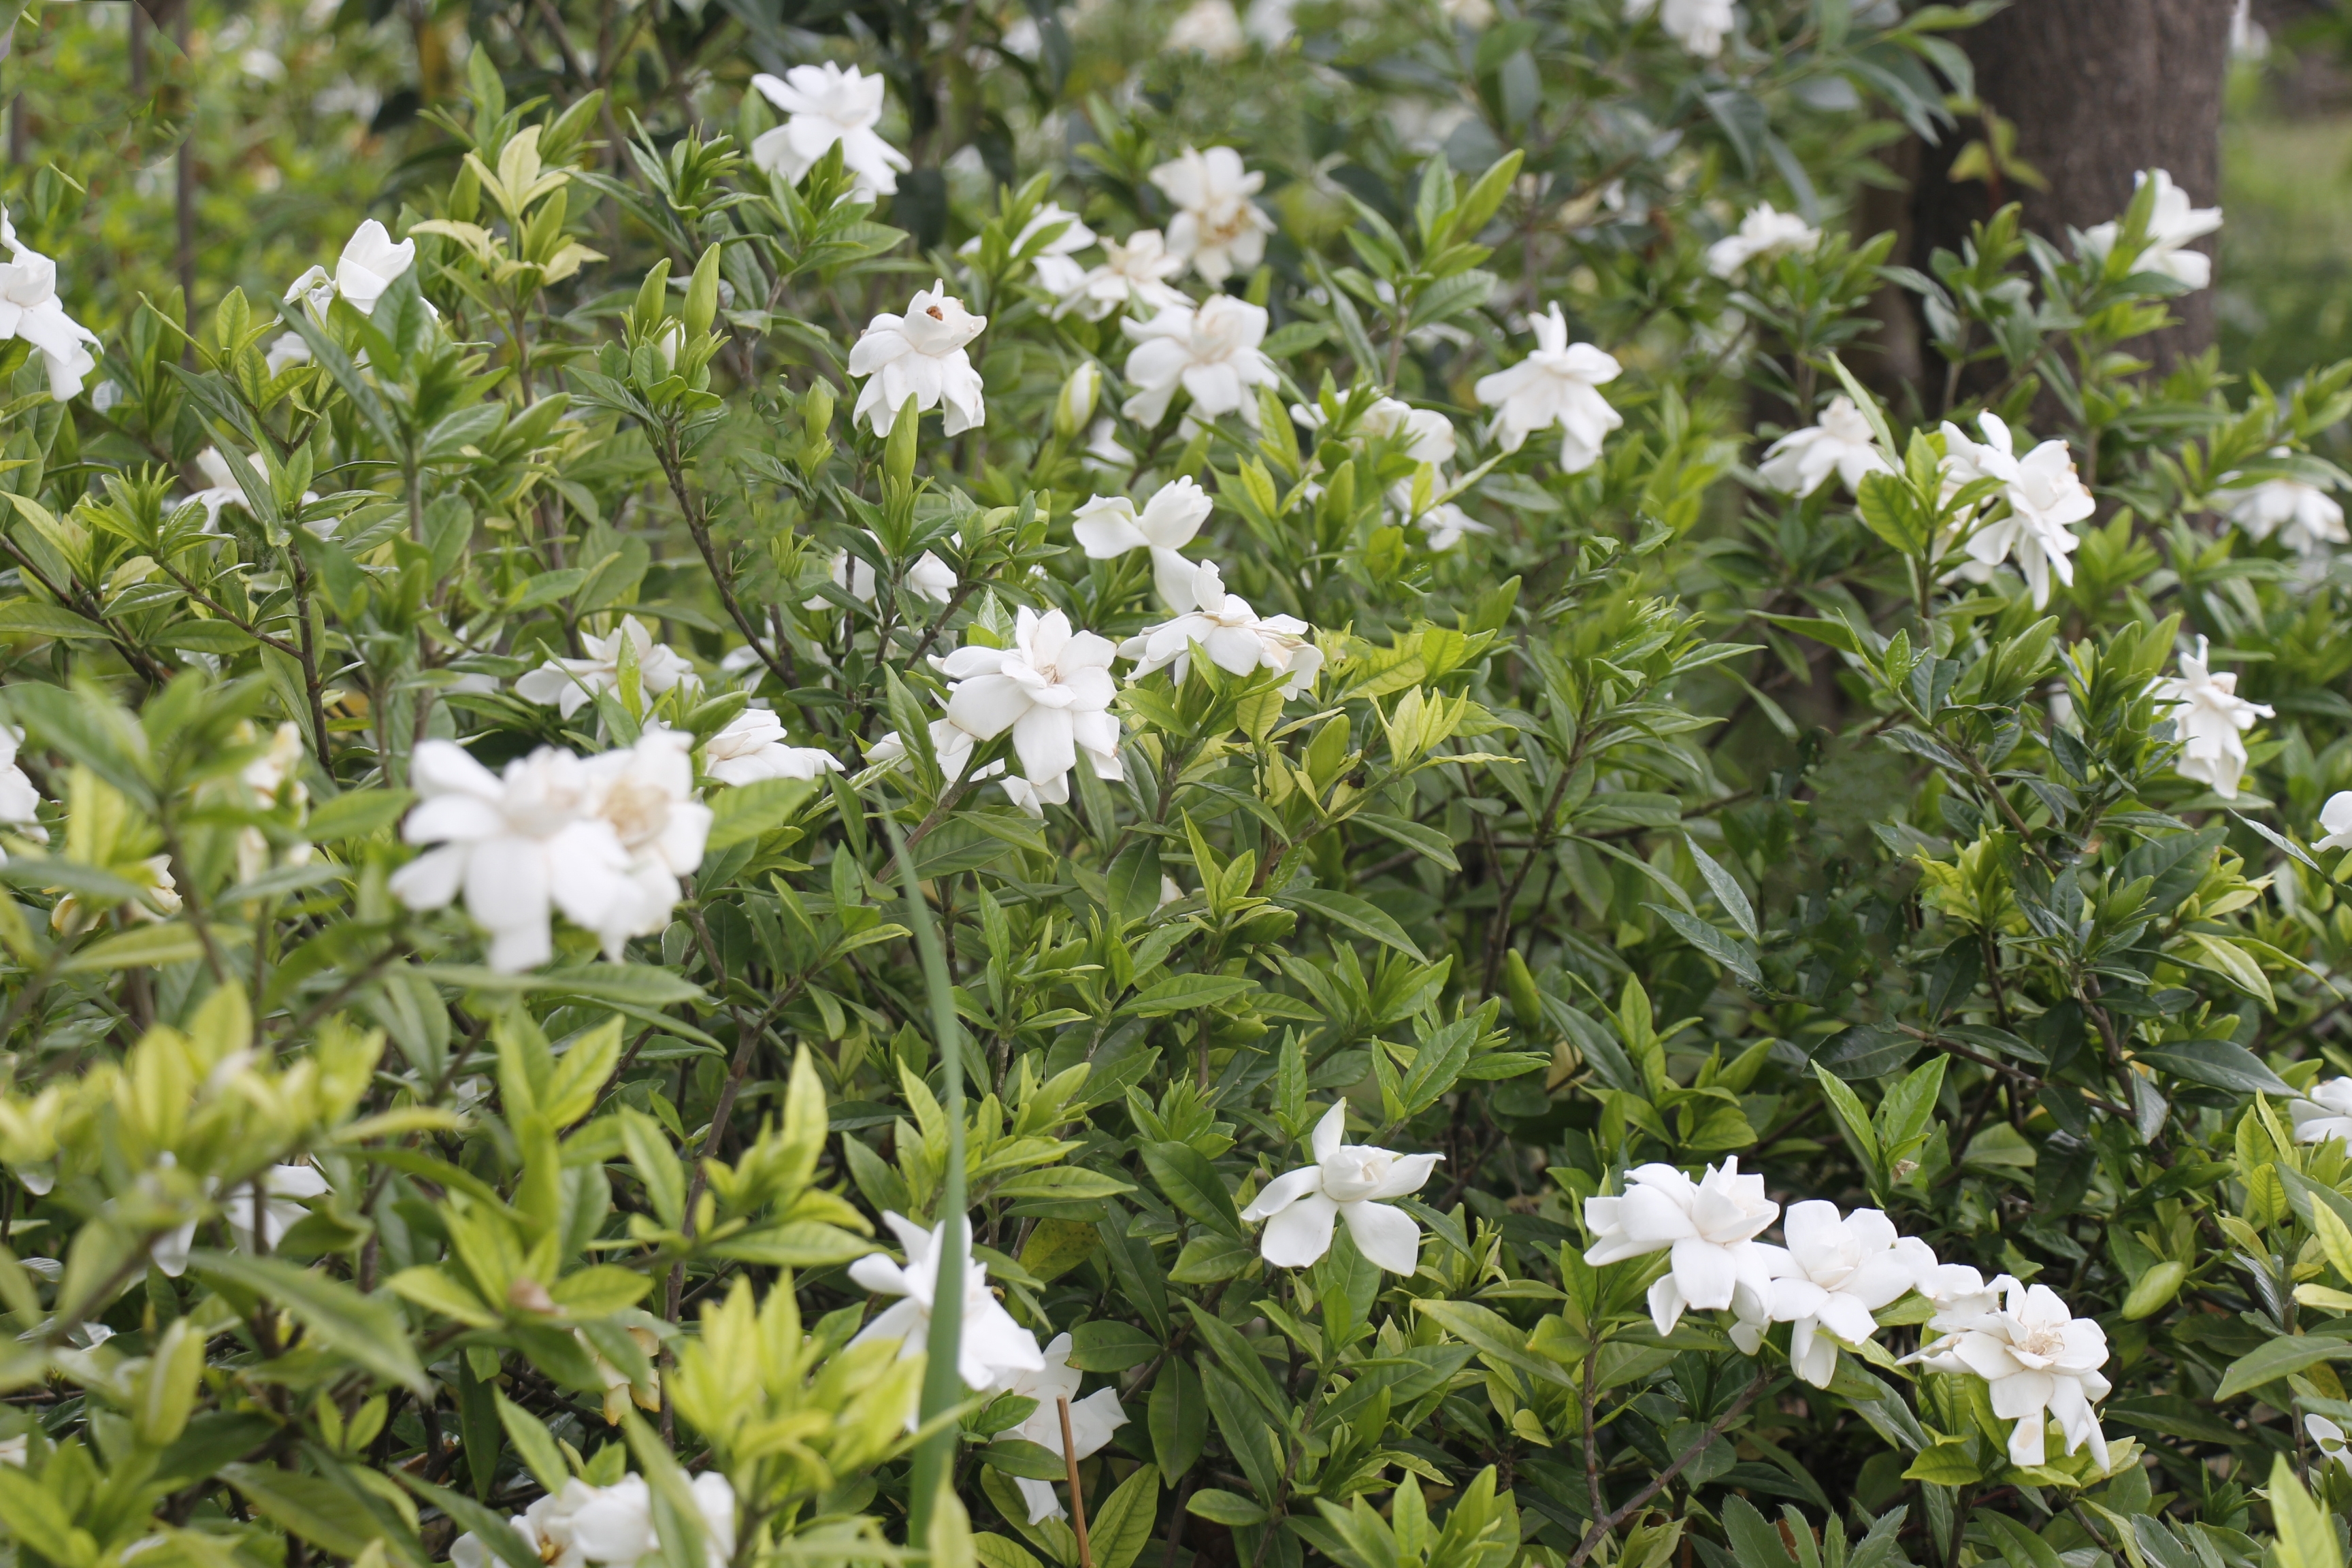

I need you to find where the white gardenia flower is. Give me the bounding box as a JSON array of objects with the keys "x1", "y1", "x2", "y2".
[
  {"x1": 1938, "y1": 413, "x2": 2095, "y2": 610},
  {"x1": 1071, "y1": 476, "x2": 1213, "y2": 606},
  {"x1": 1583, "y1": 1158, "x2": 1780, "y2": 1337},
  {"x1": 2310, "y1": 1415, "x2": 2352, "y2": 1479},
  {"x1": 2220, "y1": 459, "x2": 2347, "y2": 557},
  {"x1": 1060, "y1": 229, "x2": 1192, "y2": 321},
  {"x1": 151, "y1": 1162, "x2": 332, "y2": 1277},
  {"x1": 813, "y1": 533, "x2": 958, "y2": 609},
  {"x1": 702, "y1": 710, "x2": 843, "y2": 787},
  {"x1": 961, "y1": 204, "x2": 1096, "y2": 297},
  {"x1": 2079, "y1": 169, "x2": 2222, "y2": 291},
  {"x1": 263, "y1": 332, "x2": 311, "y2": 376},
  {"x1": 1149, "y1": 147, "x2": 1277, "y2": 286},
  {"x1": 583, "y1": 728, "x2": 712, "y2": 958},
  {"x1": 1627, "y1": 0, "x2": 1739, "y2": 57},
  {"x1": 0, "y1": 725, "x2": 41, "y2": 851},
  {"x1": 1002, "y1": 1333, "x2": 1131, "y2": 1522},
  {"x1": 389, "y1": 740, "x2": 636, "y2": 973},
  {"x1": 849, "y1": 280, "x2": 987, "y2": 437},
  {"x1": 1165, "y1": 1, "x2": 1248, "y2": 61},
  {"x1": 1758, "y1": 397, "x2": 1893, "y2": 497},
  {"x1": 2149, "y1": 635, "x2": 2272, "y2": 800},
  {"x1": 749, "y1": 64, "x2": 910, "y2": 197},
  {"x1": 1122, "y1": 296, "x2": 1278, "y2": 429},
  {"x1": 287, "y1": 219, "x2": 428, "y2": 320},
  {"x1": 0, "y1": 209, "x2": 100, "y2": 400},
  {"x1": 1474, "y1": 303, "x2": 1623, "y2": 474},
  {"x1": 515, "y1": 615, "x2": 702, "y2": 719},
  {"x1": 1705, "y1": 203, "x2": 1820, "y2": 278},
  {"x1": 865, "y1": 718, "x2": 1044, "y2": 816},
  {"x1": 1120, "y1": 559, "x2": 1324, "y2": 698},
  {"x1": 1738, "y1": 1201, "x2": 1935, "y2": 1388},
  {"x1": 2318, "y1": 794, "x2": 2352, "y2": 855},
  {"x1": 849, "y1": 1211, "x2": 1045, "y2": 1393},
  {"x1": 1909, "y1": 1277, "x2": 2111, "y2": 1469},
  {"x1": 1238, "y1": 1102, "x2": 1442, "y2": 1275},
  {"x1": 2291, "y1": 1076, "x2": 2352, "y2": 1145},
  {"x1": 1295, "y1": 396, "x2": 1458, "y2": 468},
  {"x1": 933, "y1": 608, "x2": 1124, "y2": 803},
  {"x1": 1414, "y1": 501, "x2": 1492, "y2": 551},
  {"x1": 453, "y1": 1477, "x2": 658, "y2": 1568}
]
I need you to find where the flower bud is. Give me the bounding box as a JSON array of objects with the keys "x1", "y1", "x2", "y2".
[{"x1": 1054, "y1": 359, "x2": 1100, "y2": 440}]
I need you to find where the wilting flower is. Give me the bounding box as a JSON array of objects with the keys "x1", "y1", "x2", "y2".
[
  {"x1": 1758, "y1": 397, "x2": 1892, "y2": 497},
  {"x1": 1737, "y1": 1201, "x2": 1934, "y2": 1388},
  {"x1": 516, "y1": 615, "x2": 702, "y2": 719},
  {"x1": 2079, "y1": 169, "x2": 2221, "y2": 291},
  {"x1": 2318, "y1": 794, "x2": 2352, "y2": 856},
  {"x1": 1938, "y1": 414, "x2": 2095, "y2": 609},
  {"x1": 50, "y1": 854, "x2": 180, "y2": 932},
  {"x1": 2219, "y1": 459, "x2": 2347, "y2": 556},
  {"x1": 576, "y1": 1324, "x2": 664, "y2": 1425},
  {"x1": 934, "y1": 608, "x2": 1124, "y2": 803},
  {"x1": 702, "y1": 710, "x2": 842, "y2": 787},
  {"x1": 1060, "y1": 229, "x2": 1192, "y2": 321},
  {"x1": 749, "y1": 64, "x2": 909, "y2": 197},
  {"x1": 1474, "y1": 304, "x2": 1623, "y2": 473},
  {"x1": 1165, "y1": 1, "x2": 1248, "y2": 61},
  {"x1": 1706, "y1": 203, "x2": 1820, "y2": 278},
  {"x1": 1001, "y1": 1334, "x2": 1131, "y2": 1522},
  {"x1": 1072, "y1": 477, "x2": 1213, "y2": 606},
  {"x1": 2149, "y1": 636, "x2": 2272, "y2": 799},
  {"x1": 1583, "y1": 1158, "x2": 1780, "y2": 1337},
  {"x1": 849, "y1": 280, "x2": 987, "y2": 437},
  {"x1": 1121, "y1": 296, "x2": 1279, "y2": 429},
  {"x1": 1909, "y1": 1277, "x2": 2111, "y2": 1469},
  {"x1": 2291, "y1": 1077, "x2": 2352, "y2": 1145},
  {"x1": 1149, "y1": 147, "x2": 1277, "y2": 285},
  {"x1": 849, "y1": 1212, "x2": 1045, "y2": 1393},
  {"x1": 2310, "y1": 1414, "x2": 2352, "y2": 1479},
  {"x1": 1120, "y1": 559, "x2": 1323, "y2": 698},
  {"x1": 584, "y1": 729, "x2": 711, "y2": 958},
  {"x1": 287, "y1": 219, "x2": 425, "y2": 319},
  {"x1": 0, "y1": 726, "x2": 41, "y2": 853},
  {"x1": 389, "y1": 740, "x2": 636, "y2": 973},
  {"x1": 0, "y1": 210, "x2": 99, "y2": 400},
  {"x1": 453, "y1": 1477, "x2": 657, "y2": 1568},
  {"x1": 1238, "y1": 1102, "x2": 1441, "y2": 1275},
  {"x1": 1627, "y1": 0, "x2": 1738, "y2": 57}
]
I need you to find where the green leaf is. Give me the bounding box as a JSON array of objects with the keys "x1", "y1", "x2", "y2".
[
  {"x1": 221, "y1": 1463, "x2": 390, "y2": 1558},
  {"x1": 0, "y1": 600, "x2": 106, "y2": 639},
  {"x1": 2132, "y1": 1039, "x2": 2292, "y2": 1096},
  {"x1": 1090, "y1": 1464, "x2": 1162, "y2": 1568},
  {"x1": 981, "y1": 1439, "x2": 1069, "y2": 1480},
  {"x1": 400, "y1": 1473, "x2": 540, "y2": 1568},
  {"x1": 1120, "y1": 973, "x2": 1258, "y2": 1017},
  {"x1": 1899, "y1": 1439, "x2": 1983, "y2": 1486},
  {"x1": 308, "y1": 787, "x2": 415, "y2": 842},
  {"x1": 58, "y1": 922, "x2": 209, "y2": 972},
  {"x1": 495, "y1": 1391, "x2": 572, "y2": 1493},
  {"x1": 1068, "y1": 1320, "x2": 1161, "y2": 1372},
  {"x1": 1141, "y1": 1141, "x2": 1241, "y2": 1235},
  {"x1": 189, "y1": 1250, "x2": 428, "y2": 1394},
  {"x1": 1188, "y1": 1489, "x2": 1270, "y2": 1526},
  {"x1": 2218, "y1": 1335, "x2": 2352, "y2": 1399},
  {"x1": 1684, "y1": 836, "x2": 1757, "y2": 942},
  {"x1": 1281, "y1": 886, "x2": 1426, "y2": 961}
]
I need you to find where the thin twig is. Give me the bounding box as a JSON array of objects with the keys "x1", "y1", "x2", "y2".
[{"x1": 1057, "y1": 1397, "x2": 1094, "y2": 1568}]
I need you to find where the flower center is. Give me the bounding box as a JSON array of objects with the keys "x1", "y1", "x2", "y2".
[{"x1": 1321, "y1": 1149, "x2": 1390, "y2": 1203}]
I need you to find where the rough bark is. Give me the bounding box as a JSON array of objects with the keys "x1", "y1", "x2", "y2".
[{"x1": 1908, "y1": 0, "x2": 2237, "y2": 376}]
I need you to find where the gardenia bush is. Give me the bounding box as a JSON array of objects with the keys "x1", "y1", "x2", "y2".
[{"x1": 9, "y1": 3, "x2": 2352, "y2": 1568}]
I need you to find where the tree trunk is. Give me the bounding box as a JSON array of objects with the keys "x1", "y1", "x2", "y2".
[{"x1": 1908, "y1": 0, "x2": 2237, "y2": 377}]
